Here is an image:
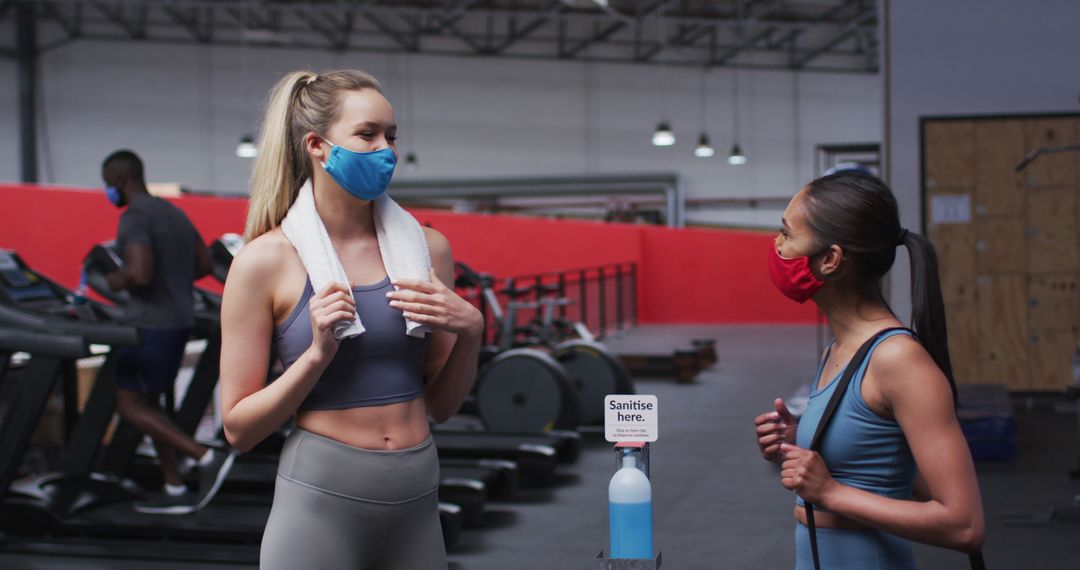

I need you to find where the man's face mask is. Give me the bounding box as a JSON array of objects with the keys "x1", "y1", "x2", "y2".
[{"x1": 104, "y1": 184, "x2": 125, "y2": 207}]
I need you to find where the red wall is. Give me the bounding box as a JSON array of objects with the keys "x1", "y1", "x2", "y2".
[
  {"x1": 636, "y1": 225, "x2": 816, "y2": 323},
  {"x1": 0, "y1": 184, "x2": 814, "y2": 324},
  {"x1": 413, "y1": 211, "x2": 643, "y2": 278}
]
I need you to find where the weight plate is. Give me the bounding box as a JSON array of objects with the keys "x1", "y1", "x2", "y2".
[
  {"x1": 476, "y1": 349, "x2": 579, "y2": 432},
  {"x1": 553, "y1": 340, "x2": 635, "y2": 425}
]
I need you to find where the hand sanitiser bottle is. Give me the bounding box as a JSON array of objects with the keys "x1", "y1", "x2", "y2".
[{"x1": 608, "y1": 450, "x2": 653, "y2": 559}]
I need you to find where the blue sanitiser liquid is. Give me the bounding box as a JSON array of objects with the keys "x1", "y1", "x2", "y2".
[
  {"x1": 74, "y1": 270, "x2": 88, "y2": 305},
  {"x1": 608, "y1": 452, "x2": 653, "y2": 559}
]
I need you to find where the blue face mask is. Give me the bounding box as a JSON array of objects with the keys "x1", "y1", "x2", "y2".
[
  {"x1": 104, "y1": 185, "x2": 124, "y2": 207},
  {"x1": 321, "y1": 139, "x2": 397, "y2": 201}
]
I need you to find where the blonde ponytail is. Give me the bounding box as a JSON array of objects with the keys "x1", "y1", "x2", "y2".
[{"x1": 244, "y1": 69, "x2": 383, "y2": 241}]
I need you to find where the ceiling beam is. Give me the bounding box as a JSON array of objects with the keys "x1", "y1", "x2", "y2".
[
  {"x1": 361, "y1": 7, "x2": 414, "y2": 51},
  {"x1": 162, "y1": 5, "x2": 210, "y2": 42},
  {"x1": 791, "y1": 6, "x2": 875, "y2": 68},
  {"x1": 7, "y1": 0, "x2": 879, "y2": 73},
  {"x1": 90, "y1": 0, "x2": 146, "y2": 39},
  {"x1": 492, "y1": 0, "x2": 563, "y2": 54}
]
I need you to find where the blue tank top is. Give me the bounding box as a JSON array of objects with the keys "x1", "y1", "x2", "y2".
[
  {"x1": 274, "y1": 277, "x2": 429, "y2": 411},
  {"x1": 795, "y1": 329, "x2": 917, "y2": 509}
]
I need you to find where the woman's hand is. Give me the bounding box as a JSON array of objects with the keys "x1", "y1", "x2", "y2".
[
  {"x1": 388, "y1": 268, "x2": 484, "y2": 338},
  {"x1": 754, "y1": 398, "x2": 798, "y2": 463},
  {"x1": 780, "y1": 443, "x2": 838, "y2": 505},
  {"x1": 308, "y1": 282, "x2": 356, "y2": 364}
]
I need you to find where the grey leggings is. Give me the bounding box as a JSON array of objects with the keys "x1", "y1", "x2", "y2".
[{"x1": 260, "y1": 429, "x2": 447, "y2": 570}]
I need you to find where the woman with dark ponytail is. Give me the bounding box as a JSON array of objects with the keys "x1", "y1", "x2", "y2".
[{"x1": 753, "y1": 171, "x2": 984, "y2": 569}]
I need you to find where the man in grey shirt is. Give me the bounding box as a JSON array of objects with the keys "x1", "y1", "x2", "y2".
[{"x1": 101, "y1": 150, "x2": 234, "y2": 514}]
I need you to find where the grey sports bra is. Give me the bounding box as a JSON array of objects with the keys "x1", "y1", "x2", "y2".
[{"x1": 273, "y1": 277, "x2": 429, "y2": 411}]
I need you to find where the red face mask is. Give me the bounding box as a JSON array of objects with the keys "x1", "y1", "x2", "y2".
[{"x1": 768, "y1": 245, "x2": 825, "y2": 304}]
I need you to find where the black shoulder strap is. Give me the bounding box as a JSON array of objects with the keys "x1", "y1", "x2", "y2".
[
  {"x1": 803, "y1": 326, "x2": 985, "y2": 570},
  {"x1": 807, "y1": 327, "x2": 908, "y2": 452}
]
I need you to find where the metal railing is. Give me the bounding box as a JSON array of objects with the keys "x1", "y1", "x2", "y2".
[{"x1": 457, "y1": 262, "x2": 637, "y2": 346}]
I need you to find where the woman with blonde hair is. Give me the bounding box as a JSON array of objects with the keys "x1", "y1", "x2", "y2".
[{"x1": 220, "y1": 69, "x2": 482, "y2": 569}]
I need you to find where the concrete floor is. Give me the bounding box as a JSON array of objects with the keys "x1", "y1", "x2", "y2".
[{"x1": 2, "y1": 324, "x2": 1078, "y2": 569}]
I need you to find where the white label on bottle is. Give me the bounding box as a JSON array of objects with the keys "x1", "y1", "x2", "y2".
[{"x1": 605, "y1": 395, "x2": 659, "y2": 443}]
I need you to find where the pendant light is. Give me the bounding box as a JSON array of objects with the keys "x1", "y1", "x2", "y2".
[
  {"x1": 236, "y1": 10, "x2": 257, "y2": 159},
  {"x1": 650, "y1": 5, "x2": 675, "y2": 148},
  {"x1": 727, "y1": 143, "x2": 746, "y2": 165},
  {"x1": 652, "y1": 122, "x2": 676, "y2": 146},
  {"x1": 236, "y1": 135, "x2": 258, "y2": 158},
  {"x1": 728, "y1": 68, "x2": 747, "y2": 166},
  {"x1": 403, "y1": 54, "x2": 420, "y2": 172},
  {"x1": 695, "y1": 134, "x2": 715, "y2": 158},
  {"x1": 694, "y1": 69, "x2": 713, "y2": 158}
]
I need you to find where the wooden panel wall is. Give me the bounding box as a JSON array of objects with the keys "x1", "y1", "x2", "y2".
[
  {"x1": 924, "y1": 114, "x2": 1080, "y2": 391},
  {"x1": 974, "y1": 121, "x2": 1025, "y2": 216}
]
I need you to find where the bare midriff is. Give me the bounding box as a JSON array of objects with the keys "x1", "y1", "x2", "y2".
[
  {"x1": 296, "y1": 397, "x2": 431, "y2": 450},
  {"x1": 794, "y1": 505, "x2": 868, "y2": 530}
]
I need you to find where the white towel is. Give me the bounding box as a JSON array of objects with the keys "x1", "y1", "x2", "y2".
[{"x1": 281, "y1": 180, "x2": 432, "y2": 340}]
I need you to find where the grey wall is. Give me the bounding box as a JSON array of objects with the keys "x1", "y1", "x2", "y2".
[
  {"x1": 0, "y1": 57, "x2": 16, "y2": 184},
  {"x1": 886, "y1": 0, "x2": 1080, "y2": 318},
  {"x1": 0, "y1": 16, "x2": 17, "y2": 182},
  {"x1": 0, "y1": 39, "x2": 881, "y2": 228}
]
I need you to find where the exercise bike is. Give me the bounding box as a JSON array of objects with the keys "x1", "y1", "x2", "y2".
[{"x1": 456, "y1": 263, "x2": 634, "y2": 431}]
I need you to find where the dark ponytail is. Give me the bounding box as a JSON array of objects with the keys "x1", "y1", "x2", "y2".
[
  {"x1": 802, "y1": 171, "x2": 957, "y2": 405},
  {"x1": 901, "y1": 231, "x2": 957, "y2": 404}
]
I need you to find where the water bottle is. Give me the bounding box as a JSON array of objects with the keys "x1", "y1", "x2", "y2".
[
  {"x1": 608, "y1": 449, "x2": 653, "y2": 559},
  {"x1": 73, "y1": 271, "x2": 89, "y2": 306},
  {"x1": 67, "y1": 270, "x2": 88, "y2": 318}
]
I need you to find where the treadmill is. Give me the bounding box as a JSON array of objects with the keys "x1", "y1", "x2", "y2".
[
  {"x1": 0, "y1": 248, "x2": 270, "y2": 562},
  {"x1": 0, "y1": 325, "x2": 91, "y2": 495},
  {"x1": 83, "y1": 241, "x2": 225, "y2": 485},
  {"x1": 0, "y1": 247, "x2": 473, "y2": 558}
]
